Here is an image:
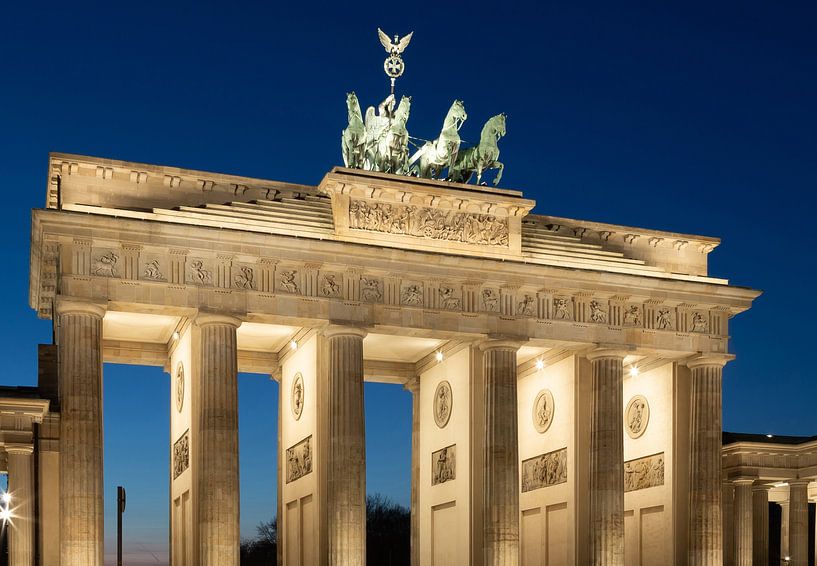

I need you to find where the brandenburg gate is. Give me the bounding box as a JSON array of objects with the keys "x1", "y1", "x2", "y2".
[{"x1": 24, "y1": 149, "x2": 759, "y2": 565}]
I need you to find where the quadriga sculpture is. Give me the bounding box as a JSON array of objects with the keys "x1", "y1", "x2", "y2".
[
  {"x1": 408, "y1": 99, "x2": 467, "y2": 179},
  {"x1": 448, "y1": 113, "x2": 506, "y2": 186},
  {"x1": 341, "y1": 92, "x2": 366, "y2": 169},
  {"x1": 364, "y1": 94, "x2": 412, "y2": 174}
]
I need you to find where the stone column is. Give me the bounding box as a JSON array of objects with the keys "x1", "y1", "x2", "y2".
[
  {"x1": 788, "y1": 480, "x2": 809, "y2": 566},
  {"x1": 722, "y1": 482, "x2": 735, "y2": 566},
  {"x1": 195, "y1": 314, "x2": 241, "y2": 566},
  {"x1": 687, "y1": 355, "x2": 731, "y2": 566},
  {"x1": 324, "y1": 325, "x2": 367, "y2": 566},
  {"x1": 404, "y1": 377, "x2": 420, "y2": 566},
  {"x1": 780, "y1": 500, "x2": 790, "y2": 561},
  {"x1": 752, "y1": 483, "x2": 770, "y2": 566},
  {"x1": 480, "y1": 340, "x2": 521, "y2": 566},
  {"x1": 586, "y1": 348, "x2": 626, "y2": 565},
  {"x1": 58, "y1": 300, "x2": 106, "y2": 566},
  {"x1": 733, "y1": 478, "x2": 753, "y2": 566},
  {"x1": 7, "y1": 445, "x2": 34, "y2": 566}
]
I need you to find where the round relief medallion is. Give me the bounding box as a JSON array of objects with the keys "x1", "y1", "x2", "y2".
[
  {"x1": 625, "y1": 395, "x2": 650, "y2": 439},
  {"x1": 532, "y1": 389, "x2": 555, "y2": 433},
  {"x1": 175, "y1": 362, "x2": 185, "y2": 413},
  {"x1": 433, "y1": 380, "x2": 453, "y2": 429},
  {"x1": 291, "y1": 372, "x2": 305, "y2": 421}
]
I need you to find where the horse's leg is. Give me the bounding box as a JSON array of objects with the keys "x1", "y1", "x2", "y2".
[{"x1": 493, "y1": 162, "x2": 504, "y2": 186}]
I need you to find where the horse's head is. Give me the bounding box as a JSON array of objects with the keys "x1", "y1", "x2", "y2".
[
  {"x1": 446, "y1": 100, "x2": 467, "y2": 130},
  {"x1": 394, "y1": 96, "x2": 412, "y2": 122},
  {"x1": 488, "y1": 113, "x2": 506, "y2": 139}
]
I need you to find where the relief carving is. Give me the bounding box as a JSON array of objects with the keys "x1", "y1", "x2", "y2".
[
  {"x1": 143, "y1": 259, "x2": 164, "y2": 281},
  {"x1": 553, "y1": 298, "x2": 572, "y2": 320},
  {"x1": 175, "y1": 362, "x2": 184, "y2": 413},
  {"x1": 623, "y1": 304, "x2": 642, "y2": 326},
  {"x1": 521, "y1": 448, "x2": 567, "y2": 492},
  {"x1": 92, "y1": 251, "x2": 119, "y2": 277},
  {"x1": 286, "y1": 435, "x2": 312, "y2": 483},
  {"x1": 589, "y1": 300, "x2": 607, "y2": 323},
  {"x1": 361, "y1": 278, "x2": 383, "y2": 302},
  {"x1": 516, "y1": 295, "x2": 535, "y2": 317},
  {"x1": 439, "y1": 287, "x2": 460, "y2": 310},
  {"x1": 173, "y1": 430, "x2": 190, "y2": 480},
  {"x1": 481, "y1": 288, "x2": 499, "y2": 312},
  {"x1": 433, "y1": 380, "x2": 452, "y2": 428},
  {"x1": 321, "y1": 274, "x2": 342, "y2": 297},
  {"x1": 401, "y1": 284, "x2": 423, "y2": 306},
  {"x1": 431, "y1": 444, "x2": 456, "y2": 485},
  {"x1": 691, "y1": 311, "x2": 708, "y2": 333},
  {"x1": 189, "y1": 260, "x2": 212, "y2": 285},
  {"x1": 279, "y1": 270, "x2": 299, "y2": 294},
  {"x1": 624, "y1": 453, "x2": 664, "y2": 492},
  {"x1": 233, "y1": 266, "x2": 255, "y2": 289},
  {"x1": 291, "y1": 372, "x2": 304, "y2": 421},
  {"x1": 625, "y1": 395, "x2": 650, "y2": 439},
  {"x1": 349, "y1": 199, "x2": 509, "y2": 247},
  {"x1": 532, "y1": 389, "x2": 554, "y2": 433},
  {"x1": 656, "y1": 308, "x2": 673, "y2": 330}
]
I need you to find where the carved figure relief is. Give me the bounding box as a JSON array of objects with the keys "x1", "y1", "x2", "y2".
[
  {"x1": 143, "y1": 259, "x2": 164, "y2": 281},
  {"x1": 321, "y1": 274, "x2": 342, "y2": 297},
  {"x1": 532, "y1": 389, "x2": 555, "y2": 433},
  {"x1": 401, "y1": 284, "x2": 423, "y2": 306},
  {"x1": 92, "y1": 251, "x2": 119, "y2": 277},
  {"x1": 175, "y1": 362, "x2": 184, "y2": 413},
  {"x1": 439, "y1": 286, "x2": 461, "y2": 310},
  {"x1": 349, "y1": 199, "x2": 509, "y2": 247},
  {"x1": 279, "y1": 270, "x2": 299, "y2": 293},
  {"x1": 361, "y1": 278, "x2": 383, "y2": 302},
  {"x1": 521, "y1": 448, "x2": 567, "y2": 492},
  {"x1": 625, "y1": 395, "x2": 650, "y2": 439},
  {"x1": 517, "y1": 295, "x2": 535, "y2": 317},
  {"x1": 173, "y1": 430, "x2": 190, "y2": 480},
  {"x1": 189, "y1": 260, "x2": 212, "y2": 285},
  {"x1": 286, "y1": 436, "x2": 312, "y2": 483},
  {"x1": 233, "y1": 266, "x2": 255, "y2": 289},
  {"x1": 553, "y1": 298, "x2": 572, "y2": 320},
  {"x1": 433, "y1": 380, "x2": 453, "y2": 428},
  {"x1": 431, "y1": 444, "x2": 456, "y2": 485},
  {"x1": 656, "y1": 308, "x2": 673, "y2": 330},
  {"x1": 624, "y1": 453, "x2": 664, "y2": 492},
  {"x1": 481, "y1": 288, "x2": 499, "y2": 312},
  {"x1": 691, "y1": 311, "x2": 708, "y2": 333},
  {"x1": 291, "y1": 372, "x2": 304, "y2": 421},
  {"x1": 623, "y1": 305, "x2": 642, "y2": 326},
  {"x1": 589, "y1": 300, "x2": 607, "y2": 323}
]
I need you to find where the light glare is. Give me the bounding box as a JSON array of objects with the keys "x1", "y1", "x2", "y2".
[
  {"x1": 629, "y1": 366, "x2": 639, "y2": 377},
  {"x1": 535, "y1": 359, "x2": 544, "y2": 370},
  {"x1": 290, "y1": 340, "x2": 298, "y2": 351},
  {"x1": 435, "y1": 351, "x2": 444, "y2": 362}
]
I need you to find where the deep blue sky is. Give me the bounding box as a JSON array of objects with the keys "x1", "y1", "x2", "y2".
[{"x1": 2, "y1": 0, "x2": 815, "y2": 561}]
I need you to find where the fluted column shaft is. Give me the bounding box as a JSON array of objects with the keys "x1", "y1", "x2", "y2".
[
  {"x1": 588, "y1": 350, "x2": 625, "y2": 565},
  {"x1": 752, "y1": 484, "x2": 770, "y2": 566},
  {"x1": 8, "y1": 446, "x2": 34, "y2": 566},
  {"x1": 481, "y1": 341, "x2": 521, "y2": 566},
  {"x1": 788, "y1": 480, "x2": 809, "y2": 566},
  {"x1": 722, "y1": 482, "x2": 735, "y2": 566},
  {"x1": 733, "y1": 479, "x2": 753, "y2": 566},
  {"x1": 688, "y1": 356, "x2": 729, "y2": 566},
  {"x1": 325, "y1": 326, "x2": 367, "y2": 566},
  {"x1": 780, "y1": 501, "x2": 790, "y2": 560},
  {"x1": 405, "y1": 377, "x2": 420, "y2": 566},
  {"x1": 58, "y1": 301, "x2": 105, "y2": 566},
  {"x1": 196, "y1": 314, "x2": 240, "y2": 566}
]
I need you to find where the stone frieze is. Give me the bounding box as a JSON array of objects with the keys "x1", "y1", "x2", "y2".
[
  {"x1": 521, "y1": 447, "x2": 567, "y2": 492},
  {"x1": 431, "y1": 444, "x2": 456, "y2": 485},
  {"x1": 286, "y1": 435, "x2": 312, "y2": 483},
  {"x1": 623, "y1": 452, "x2": 664, "y2": 492},
  {"x1": 173, "y1": 430, "x2": 190, "y2": 480}
]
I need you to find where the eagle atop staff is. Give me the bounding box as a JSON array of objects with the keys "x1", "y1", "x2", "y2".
[{"x1": 378, "y1": 28, "x2": 413, "y2": 94}]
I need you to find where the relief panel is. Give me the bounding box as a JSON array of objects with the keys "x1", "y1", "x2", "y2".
[
  {"x1": 623, "y1": 452, "x2": 664, "y2": 492},
  {"x1": 286, "y1": 435, "x2": 312, "y2": 483},
  {"x1": 521, "y1": 447, "x2": 567, "y2": 492},
  {"x1": 173, "y1": 430, "x2": 190, "y2": 480},
  {"x1": 431, "y1": 444, "x2": 456, "y2": 485}
]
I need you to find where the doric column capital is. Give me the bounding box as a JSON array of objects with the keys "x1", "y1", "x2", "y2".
[
  {"x1": 585, "y1": 346, "x2": 630, "y2": 362},
  {"x1": 788, "y1": 479, "x2": 811, "y2": 488},
  {"x1": 55, "y1": 298, "x2": 106, "y2": 318},
  {"x1": 478, "y1": 337, "x2": 525, "y2": 352},
  {"x1": 322, "y1": 324, "x2": 368, "y2": 340},
  {"x1": 685, "y1": 353, "x2": 735, "y2": 370},
  {"x1": 752, "y1": 481, "x2": 772, "y2": 492},
  {"x1": 194, "y1": 312, "x2": 242, "y2": 328},
  {"x1": 732, "y1": 476, "x2": 757, "y2": 486},
  {"x1": 5, "y1": 444, "x2": 34, "y2": 456}
]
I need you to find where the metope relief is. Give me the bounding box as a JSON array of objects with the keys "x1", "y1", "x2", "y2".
[
  {"x1": 516, "y1": 294, "x2": 535, "y2": 317},
  {"x1": 439, "y1": 287, "x2": 460, "y2": 310},
  {"x1": 521, "y1": 448, "x2": 567, "y2": 492},
  {"x1": 690, "y1": 311, "x2": 708, "y2": 333},
  {"x1": 532, "y1": 389, "x2": 555, "y2": 433},
  {"x1": 286, "y1": 435, "x2": 312, "y2": 483},
  {"x1": 321, "y1": 274, "x2": 342, "y2": 297},
  {"x1": 431, "y1": 444, "x2": 456, "y2": 485},
  {"x1": 553, "y1": 297, "x2": 572, "y2": 320},
  {"x1": 361, "y1": 278, "x2": 383, "y2": 302},
  {"x1": 175, "y1": 362, "x2": 185, "y2": 413},
  {"x1": 349, "y1": 199, "x2": 510, "y2": 247},
  {"x1": 625, "y1": 395, "x2": 650, "y2": 439},
  {"x1": 589, "y1": 300, "x2": 608, "y2": 323},
  {"x1": 401, "y1": 283, "x2": 423, "y2": 306},
  {"x1": 188, "y1": 259, "x2": 213, "y2": 285},
  {"x1": 481, "y1": 288, "x2": 499, "y2": 312},
  {"x1": 142, "y1": 258, "x2": 165, "y2": 281},
  {"x1": 173, "y1": 430, "x2": 190, "y2": 480},
  {"x1": 656, "y1": 308, "x2": 674, "y2": 330},
  {"x1": 278, "y1": 270, "x2": 299, "y2": 294},
  {"x1": 433, "y1": 380, "x2": 453, "y2": 428},
  {"x1": 233, "y1": 265, "x2": 255, "y2": 290},
  {"x1": 623, "y1": 304, "x2": 642, "y2": 326},
  {"x1": 92, "y1": 251, "x2": 119, "y2": 277},
  {"x1": 624, "y1": 453, "x2": 664, "y2": 492},
  {"x1": 291, "y1": 372, "x2": 304, "y2": 421}
]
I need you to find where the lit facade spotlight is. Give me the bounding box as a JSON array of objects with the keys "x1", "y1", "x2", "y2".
[
  {"x1": 535, "y1": 359, "x2": 544, "y2": 371},
  {"x1": 1, "y1": 492, "x2": 10, "y2": 505},
  {"x1": 172, "y1": 331, "x2": 180, "y2": 341},
  {"x1": 435, "y1": 351, "x2": 444, "y2": 362},
  {"x1": 629, "y1": 366, "x2": 640, "y2": 377},
  {"x1": 0, "y1": 507, "x2": 10, "y2": 523},
  {"x1": 290, "y1": 340, "x2": 298, "y2": 351},
  {"x1": 766, "y1": 434, "x2": 773, "y2": 438}
]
